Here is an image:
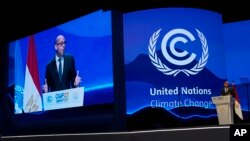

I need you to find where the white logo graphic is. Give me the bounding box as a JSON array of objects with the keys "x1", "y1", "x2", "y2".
[{"x1": 148, "y1": 28, "x2": 209, "y2": 76}]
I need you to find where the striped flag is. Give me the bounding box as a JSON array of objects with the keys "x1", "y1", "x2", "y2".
[
  {"x1": 232, "y1": 84, "x2": 243, "y2": 120},
  {"x1": 23, "y1": 35, "x2": 43, "y2": 113}
]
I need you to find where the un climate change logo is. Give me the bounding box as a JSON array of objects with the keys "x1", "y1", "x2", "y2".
[{"x1": 148, "y1": 28, "x2": 209, "y2": 76}]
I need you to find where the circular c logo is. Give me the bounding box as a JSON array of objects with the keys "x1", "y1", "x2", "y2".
[
  {"x1": 161, "y1": 28, "x2": 196, "y2": 66},
  {"x1": 148, "y1": 28, "x2": 209, "y2": 76}
]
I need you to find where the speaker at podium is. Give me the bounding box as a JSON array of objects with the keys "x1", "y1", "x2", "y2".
[{"x1": 212, "y1": 95, "x2": 234, "y2": 125}]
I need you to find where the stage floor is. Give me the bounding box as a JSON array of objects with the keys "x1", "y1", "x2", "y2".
[{"x1": 1, "y1": 125, "x2": 230, "y2": 141}]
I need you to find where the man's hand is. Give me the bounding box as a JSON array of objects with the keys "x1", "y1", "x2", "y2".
[
  {"x1": 74, "y1": 70, "x2": 82, "y2": 87},
  {"x1": 42, "y1": 79, "x2": 48, "y2": 93}
]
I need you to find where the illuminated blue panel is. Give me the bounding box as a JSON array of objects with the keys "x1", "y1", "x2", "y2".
[
  {"x1": 124, "y1": 8, "x2": 225, "y2": 119},
  {"x1": 224, "y1": 20, "x2": 250, "y2": 113}
]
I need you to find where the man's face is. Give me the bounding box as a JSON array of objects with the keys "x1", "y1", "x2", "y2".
[
  {"x1": 55, "y1": 36, "x2": 66, "y2": 57},
  {"x1": 224, "y1": 81, "x2": 229, "y2": 87}
]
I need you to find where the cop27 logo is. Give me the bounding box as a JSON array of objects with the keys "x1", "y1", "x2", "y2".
[{"x1": 148, "y1": 28, "x2": 209, "y2": 76}]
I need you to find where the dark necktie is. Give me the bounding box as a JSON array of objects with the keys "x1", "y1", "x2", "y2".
[{"x1": 58, "y1": 58, "x2": 62, "y2": 81}]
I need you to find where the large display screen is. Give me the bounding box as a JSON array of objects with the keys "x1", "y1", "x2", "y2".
[
  {"x1": 8, "y1": 10, "x2": 113, "y2": 115},
  {"x1": 123, "y1": 8, "x2": 227, "y2": 128}
]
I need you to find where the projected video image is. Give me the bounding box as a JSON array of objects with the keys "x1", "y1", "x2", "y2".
[{"x1": 8, "y1": 10, "x2": 113, "y2": 114}]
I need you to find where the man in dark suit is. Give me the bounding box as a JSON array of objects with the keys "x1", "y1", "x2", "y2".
[
  {"x1": 42, "y1": 35, "x2": 81, "y2": 92},
  {"x1": 221, "y1": 81, "x2": 235, "y2": 98}
]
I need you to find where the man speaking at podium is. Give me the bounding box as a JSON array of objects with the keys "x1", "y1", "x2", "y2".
[
  {"x1": 42, "y1": 35, "x2": 81, "y2": 93},
  {"x1": 220, "y1": 80, "x2": 242, "y2": 123},
  {"x1": 221, "y1": 81, "x2": 235, "y2": 98}
]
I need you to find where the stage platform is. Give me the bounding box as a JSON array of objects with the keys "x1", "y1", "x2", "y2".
[{"x1": 1, "y1": 125, "x2": 229, "y2": 141}]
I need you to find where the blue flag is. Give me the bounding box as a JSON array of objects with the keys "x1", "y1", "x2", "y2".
[{"x1": 14, "y1": 40, "x2": 25, "y2": 114}]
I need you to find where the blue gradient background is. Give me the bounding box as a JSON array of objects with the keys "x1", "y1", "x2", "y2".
[
  {"x1": 223, "y1": 20, "x2": 250, "y2": 115},
  {"x1": 123, "y1": 8, "x2": 227, "y2": 118}
]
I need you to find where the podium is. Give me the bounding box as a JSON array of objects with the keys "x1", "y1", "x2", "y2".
[
  {"x1": 212, "y1": 95, "x2": 234, "y2": 125},
  {"x1": 43, "y1": 87, "x2": 84, "y2": 111}
]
